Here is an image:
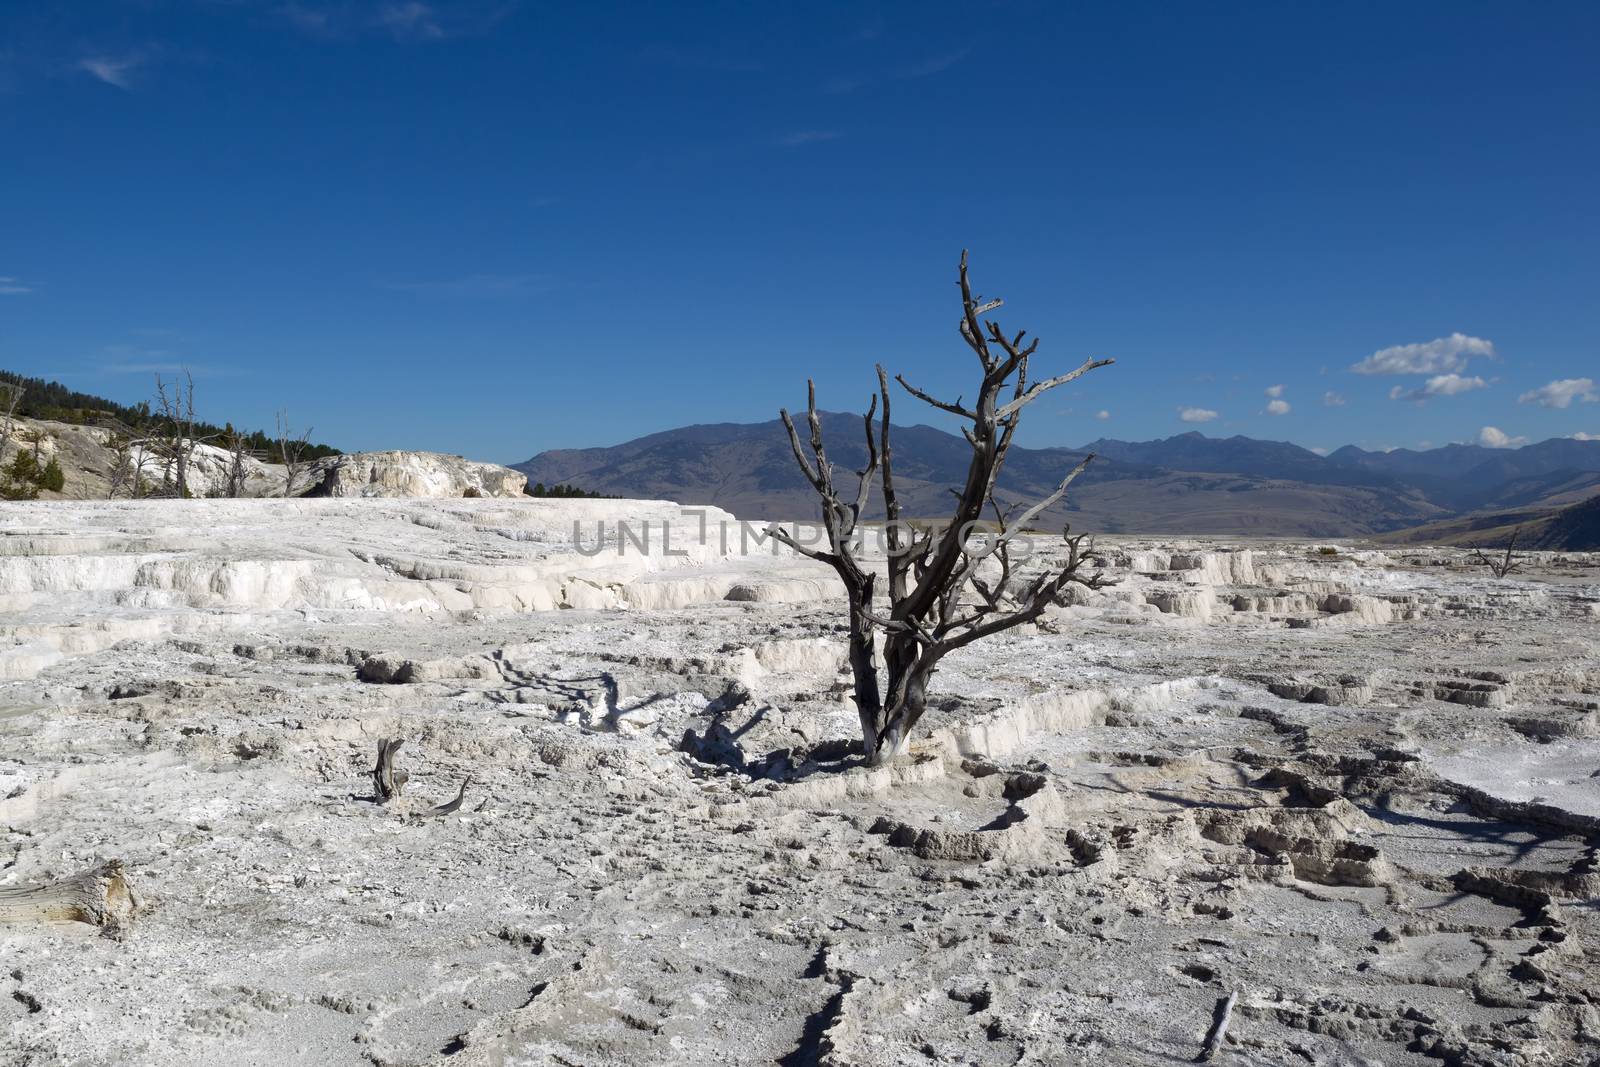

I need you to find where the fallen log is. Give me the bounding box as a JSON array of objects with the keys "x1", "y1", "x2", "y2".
[
  {"x1": 1198, "y1": 989, "x2": 1238, "y2": 1061},
  {"x1": 0, "y1": 859, "x2": 139, "y2": 933}
]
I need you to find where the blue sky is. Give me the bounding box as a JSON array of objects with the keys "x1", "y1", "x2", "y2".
[{"x1": 2, "y1": 1, "x2": 1597, "y2": 462}]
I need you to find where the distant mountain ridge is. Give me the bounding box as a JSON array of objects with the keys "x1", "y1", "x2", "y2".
[{"x1": 514, "y1": 420, "x2": 1600, "y2": 538}]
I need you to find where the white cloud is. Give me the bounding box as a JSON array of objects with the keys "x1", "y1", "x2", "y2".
[
  {"x1": 1424, "y1": 373, "x2": 1487, "y2": 396},
  {"x1": 1323, "y1": 391, "x2": 1345, "y2": 407},
  {"x1": 1310, "y1": 446, "x2": 1329, "y2": 456},
  {"x1": 79, "y1": 55, "x2": 141, "y2": 89},
  {"x1": 1095, "y1": 409, "x2": 1110, "y2": 420},
  {"x1": 1389, "y1": 373, "x2": 1487, "y2": 402},
  {"x1": 1178, "y1": 407, "x2": 1218, "y2": 423},
  {"x1": 1571, "y1": 431, "x2": 1599, "y2": 441},
  {"x1": 1518, "y1": 377, "x2": 1597, "y2": 409},
  {"x1": 1265, "y1": 399, "x2": 1291, "y2": 415},
  {"x1": 0, "y1": 275, "x2": 30, "y2": 295},
  {"x1": 1351, "y1": 333, "x2": 1495, "y2": 376},
  {"x1": 1264, "y1": 384, "x2": 1285, "y2": 398},
  {"x1": 1477, "y1": 426, "x2": 1528, "y2": 449}
]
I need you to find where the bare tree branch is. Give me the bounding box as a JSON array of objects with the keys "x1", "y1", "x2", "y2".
[
  {"x1": 895, "y1": 374, "x2": 976, "y2": 420},
  {"x1": 995, "y1": 357, "x2": 1117, "y2": 420}
]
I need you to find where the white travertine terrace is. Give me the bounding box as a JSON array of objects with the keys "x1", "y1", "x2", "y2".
[{"x1": 1, "y1": 499, "x2": 1597, "y2": 1065}]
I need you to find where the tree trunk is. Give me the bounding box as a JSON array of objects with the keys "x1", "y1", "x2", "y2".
[
  {"x1": 846, "y1": 592, "x2": 883, "y2": 758},
  {"x1": 868, "y1": 635, "x2": 930, "y2": 766}
]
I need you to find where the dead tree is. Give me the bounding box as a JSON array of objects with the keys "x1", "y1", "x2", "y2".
[
  {"x1": 1470, "y1": 530, "x2": 1522, "y2": 579},
  {"x1": 106, "y1": 432, "x2": 133, "y2": 498},
  {"x1": 276, "y1": 410, "x2": 313, "y2": 497},
  {"x1": 118, "y1": 429, "x2": 155, "y2": 499},
  {"x1": 101, "y1": 418, "x2": 151, "y2": 499},
  {"x1": 771, "y1": 252, "x2": 1115, "y2": 765},
  {"x1": 222, "y1": 426, "x2": 251, "y2": 497},
  {"x1": 154, "y1": 370, "x2": 201, "y2": 498},
  {"x1": 0, "y1": 381, "x2": 22, "y2": 455}
]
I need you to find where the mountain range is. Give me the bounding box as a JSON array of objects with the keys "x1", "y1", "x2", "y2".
[{"x1": 516, "y1": 420, "x2": 1600, "y2": 540}]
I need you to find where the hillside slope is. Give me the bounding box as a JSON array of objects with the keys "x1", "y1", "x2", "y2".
[{"x1": 1379, "y1": 492, "x2": 1600, "y2": 551}]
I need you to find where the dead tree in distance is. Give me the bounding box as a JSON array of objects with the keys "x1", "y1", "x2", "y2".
[
  {"x1": 0, "y1": 382, "x2": 23, "y2": 456},
  {"x1": 771, "y1": 252, "x2": 1115, "y2": 766},
  {"x1": 276, "y1": 410, "x2": 313, "y2": 497},
  {"x1": 154, "y1": 370, "x2": 201, "y2": 498},
  {"x1": 222, "y1": 425, "x2": 251, "y2": 498},
  {"x1": 1470, "y1": 529, "x2": 1522, "y2": 579}
]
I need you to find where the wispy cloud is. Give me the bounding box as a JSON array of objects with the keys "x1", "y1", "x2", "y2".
[
  {"x1": 844, "y1": 21, "x2": 884, "y2": 46},
  {"x1": 772, "y1": 130, "x2": 841, "y2": 148},
  {"x1": 1388, "y1": 373, "x2": 1487, "y2": 403},
  {"x1": 0, "y1": 275, "x2": 31, "y2": 295},
  {"x1": 377, "y1": 2, "x2": 444, "y2": 40},
  {"x1": 1477, "y1": 426, "x2": 1528, "y2": 449},
  {"x1": 1265, "y1": 399, "x2": 1291, "y2": 415},
  {"x1": 281, "y1": 4, "x2": 334, "y2": 37},
  {"x1": 382, "y1": 273, "x2": 553, "y2": 294},
  {"x1": 640, "y1": 43, "x2": 764, "y2": 74},
  {"x1": 1351, "y1": 333, "x2": 1495, "y2": 376},
  {"x1": 1264, "y1": 383, "x2": 1285, "y2": 398},
  {"x1": 1178, "y1": 406, "x2": 1218, "y2": 423},
  {"x1": 1095, "y1": 409, "x2": 1110, "y2": 421},
  {"x1": 1518, "y1": 377, "x2": 1597, "y2": 409},
  {"x1": 897, "y1": 48, "x2": 969, "y2": 80},
  {"x1": 101, "y1": 361, "x2": 196, "y2": 375},
  {"x1": 824, "y1": 45, "x2": 971, "y2": 95},
  {"x1": 79, "y1": 54, "x2": 143, "y2": 89},
  {"x1": 1323, "y1": 391, "x2": 1345, "y2": 407},
  {"x1": 281, "y1": 1, "x2": 515, "y2": 42}
]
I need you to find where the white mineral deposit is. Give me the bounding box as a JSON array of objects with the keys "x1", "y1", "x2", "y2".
[{"x1": 2, "y1": 497, "x2": 1596, "y2": 1064}]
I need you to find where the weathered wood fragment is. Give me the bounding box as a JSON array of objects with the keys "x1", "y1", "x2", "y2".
[{"x1": 0, "y1": 859, "x2": 139, "y2": 932}]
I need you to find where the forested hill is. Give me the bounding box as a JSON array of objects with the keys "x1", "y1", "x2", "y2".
[{"x1": 1, "y1": 369, "x2": 341, "y2": 463}]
